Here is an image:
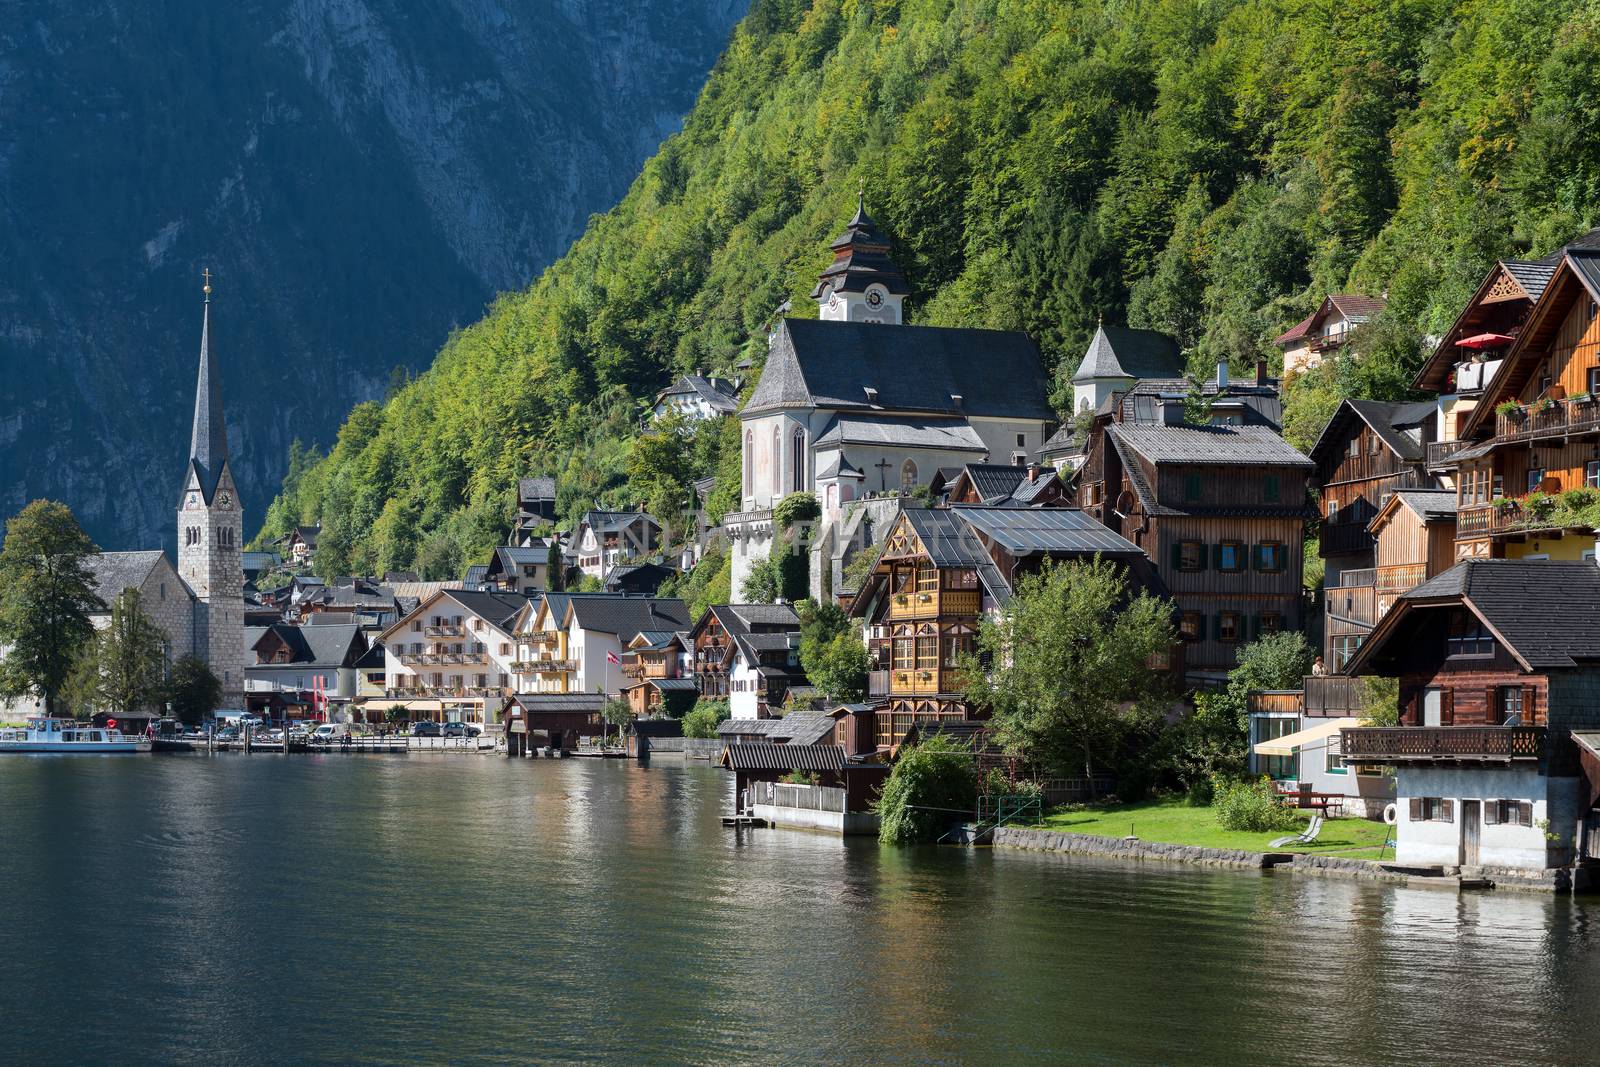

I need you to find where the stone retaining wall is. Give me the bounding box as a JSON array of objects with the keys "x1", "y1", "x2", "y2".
[{"x1": 992, "y1": 827, "x2": 1281, "y2": 869}]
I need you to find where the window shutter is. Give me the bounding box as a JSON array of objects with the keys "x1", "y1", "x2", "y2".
[
  {"x1": 1523, "y1": 685, "x2": 1537, "y2": 724},
  {"x1": 1486, "y1": 687, "x2": 1497, "y2": 724},
  {"x1": 1483, "y1": 800, "x2": 1498, "y2": 826},
  {"x1": 1441, "y1": 688, "x2": 1454, "y2": 726},
  {"x1": 1169, "y1": 542, "x2": 1182, "y2": 571},
  {"x1": 1519, "y1": 801, "x2": 1533, "y2": 826},
  {"x1": 1409, "y1": 798, "x2": 1423, "y2": 821},
  {"x1": 1211, "y1": 614, "x2": 1222, "y2": 641},
  {"x1": 1441, "y1": 799, "x2": 1454, "y2": 824},
  {"x1": 1211, "y1": 544, "x2": 1222, "y2": 570}
]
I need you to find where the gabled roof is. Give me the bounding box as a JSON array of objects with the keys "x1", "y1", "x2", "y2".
[
  {"x1": 567, "y1": 596, "x2": 690, "y2": 643},
  {"x1": 746, "y1": 318, "x2": 1052, "y2": 420},
  {"x1": 517, "y1": 476, "x2": 556, "y2": 502},
  {"x1": 1308, "y1": 398, "x2": 1434, "y2": 469},
  {"x1": 1274, "y1": 293, "x2": 1385, "y2": 346},
  {"x1": 1110, "y1": 423, "x2": 1313, "y2": 468},
  {"x1": 953, "y1": 505, "x2": 1147, "y2": 557},
  {"x1": 85, "y1": 551, "x2": 173, "y2": 609},
  {"x1": 1386, "y1": 489, "x2": 1459, "y2": 524},
  {"x1": 249, "y1": 622, "x2": 366, "y2": 669},
  {"x1": 813, "y1": 415, "x2": 988, "y2": 454},
  {"x1": 656, "y1": 375, "x2": 739, "y2": 414},
  {"x1": 1070, "y1": 325, "x2": 1184, "y2": 383},
  {"x1": 1036, "y1": 424, "x2": 1082, "y2": 460},
  {"x1": 580, "y1": 510, "x2": 660, "y2": 532},
  {"x1": 1348, "y1": 560, "x2": 1600, "y2": 673},
  {"x1": 948, "y1": 464, "x2": 1031, "y2": 504}
]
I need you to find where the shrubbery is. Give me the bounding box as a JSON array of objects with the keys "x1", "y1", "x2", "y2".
[
  {"x1": 1211, "y1": 776, "x2": 1301, "y2": 833},
  {"x1": 683, "y1": 699, "x2": 727, "y2": 739},
  {"x1": 877, "y1": 736, "x2": 977, "y2": 844}
]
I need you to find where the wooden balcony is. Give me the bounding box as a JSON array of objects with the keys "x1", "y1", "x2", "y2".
[
  {"x1": 885, "y1": 588, "x2": 981, "y2": 620},
  {"x1": 1247, "y1": 690, "x2": 1303, "y2": 714},
  {"x1": 1320, "y1": 520, "x2": 1374, "y2": 557},
  {"x1": 1375, "y1": 562, "x2": 1427, "y2": 595},
  {"x1": 1341, "y1": 725, "x2": 1545, "y2": 762},
  {"x1": 1494, "y1": 396, "x2": 1600, "y2": 443},
  {"x1": 1303, "y1": 675, "x2": 1366, "y2": 716},
  {"x1": 425, "y1": 624, "x2": 466, "y2": 638},
  {"x1": 1426, "y1": 439, "x2": 1472, "y2": 469},
  {"x1": 518, "y1": 631, "x2": 560, "y2": 648},
  {"x1": 1457, "y1": 506, "x2": 1492, "y2": 537}
]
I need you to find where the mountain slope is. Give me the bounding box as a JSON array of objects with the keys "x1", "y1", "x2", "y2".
[
  {"x1": 0, "y1": 0, "x2": 747, "y2": 551},
  {"x1": 259, "y1": 0, "x2": 1600, "y2": 578}
]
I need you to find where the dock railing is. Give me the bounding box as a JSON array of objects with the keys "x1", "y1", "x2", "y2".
[{"x1": 752, "y1": 780, "x2": 847, "y2": 813}]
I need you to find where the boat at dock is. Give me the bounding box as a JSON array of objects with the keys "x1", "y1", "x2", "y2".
[{"x1": 0, "y1": 717, "x2": 151, "y2": 753}]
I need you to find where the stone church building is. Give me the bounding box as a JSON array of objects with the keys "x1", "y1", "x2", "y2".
[
  {"x1": 5, "y1": 281, "x2": 247, "y2": 717},
  {"x1": 725, "y1": 200, "x2": 1056, "y2": 597}
]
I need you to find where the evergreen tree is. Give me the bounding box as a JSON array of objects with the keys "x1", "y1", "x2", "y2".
[{"x1": 0, "y1": 501, "x2": 103, "y2": 717}]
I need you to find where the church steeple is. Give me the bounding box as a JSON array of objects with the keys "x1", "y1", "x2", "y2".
[
  {"x1": 187, "y1": 268, "x2": 230, "y2": 503},
  {"x1": 811, "y1": 186, "x2": 909, "y2": 323}
]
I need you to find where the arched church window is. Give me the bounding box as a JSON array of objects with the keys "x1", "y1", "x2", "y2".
[
  {"x1": 744, "y1": 432, "x2": 753, "y2": 498},
  {"x1": 900, "y1": 459, "x2": 918, "y2": 491},
  {"x1": 771, "y1": 427, "x2": 782, "y2": 496},
  {"x1": 791, "y1": 429, "x2": 806, "y2": 492}
]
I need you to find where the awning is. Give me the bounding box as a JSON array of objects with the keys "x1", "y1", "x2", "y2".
[
  {"x1": 1253, "y1": 717, "x2": 1363, "y2": 757},
  {"x1": 1457, "y1": 332, "x2": 1514, "y2": 350}
]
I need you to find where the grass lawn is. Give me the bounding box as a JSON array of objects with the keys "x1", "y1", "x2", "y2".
[{"x1": 1024, "y1": 797, "x2": 1394, "y2": 859}]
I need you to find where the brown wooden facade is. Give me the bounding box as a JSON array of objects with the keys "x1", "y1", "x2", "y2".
[
  {"x1": 1452, "y1": 260, "x2": 1600, "y2": 562},
  {"x1": 1089, "y1": 431, "x2": 1312, "y2": 673},
  {"x1": 1308, "y1": 402, "x2": 1434, "y2": 584}
]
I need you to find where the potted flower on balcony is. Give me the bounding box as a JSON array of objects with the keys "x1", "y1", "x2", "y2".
[
  {"x1": 1495, "y1": 400, "x2": 1526, "y2": 422},
  {"x1": 1491, "y1": 496, "x2": 1515, "y2": 514},
  {"x1": 1573, "y1": 392, "x2": 1596, "y2": 405},
  {"x1": 1523, "y1": 491, "x2": 1556, "y2": 522},
  {"x1": 1535, "y1": 395, "x2": 1560, "y2": 414}
]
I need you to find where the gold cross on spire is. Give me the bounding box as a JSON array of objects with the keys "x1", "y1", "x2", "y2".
[{"x1": 202, "y1": 267, "x2": 212, "y2": 300}]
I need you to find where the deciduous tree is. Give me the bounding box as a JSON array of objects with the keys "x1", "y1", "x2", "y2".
[{"x1": 0, "y1": 501, "x2": 103, "y2": 717}]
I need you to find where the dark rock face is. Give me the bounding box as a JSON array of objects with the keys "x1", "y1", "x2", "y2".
[{"x1": 0, "y1": 0, "x2": 746, "y2": 549}]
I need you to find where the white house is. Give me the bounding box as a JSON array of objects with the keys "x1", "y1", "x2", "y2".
[
  {"x1": 375, "y1": 588, "x2": 525, "y2": 726},
  {"x1": 511, "y1": 592, "x2": 690, "y2": 698},
  {"x1": 653, "y1": 375, "x2": 739, "y2": 422},
  {"x1": 574, "y1": 511, "x2": 663, "y2": 583},
  {"x1": 1068, "y1": 324, "x2": 1185, "y2": 416},
  {"x1": 1274, "y1": 293, "x2": 1386, "y2": 378}
]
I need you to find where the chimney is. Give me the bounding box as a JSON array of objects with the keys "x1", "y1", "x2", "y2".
[
  {"x1": 1028, "y1": 465, "x2": 1039, "y2": 484},
  {"x1": 1160, "y1": 397, "x2": 1186, "y2": 426},
  {"x1": 1256, "y1": 358, "x2": 1269, "y2": 386},
  {"x1": 1216, "y1": 361, "x2": 1229, "y2": 390}
]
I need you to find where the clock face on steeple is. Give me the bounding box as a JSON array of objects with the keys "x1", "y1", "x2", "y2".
[
  {"x1": 218, "y1": 492, "x2": 232, "y2": 509},
  {"x1": 866, "y1": 289, "x2": 883, "y2": 309},
  {"x1": 186, "y1": 491, "x2": 200, "y2": 509}
]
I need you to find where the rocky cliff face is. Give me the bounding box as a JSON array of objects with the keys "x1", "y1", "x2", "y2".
[{"x1": 0, "y1": 0, "x2": 746, "y2": 550}]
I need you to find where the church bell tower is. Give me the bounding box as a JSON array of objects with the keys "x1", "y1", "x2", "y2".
[
  {"x1": 810, "y1": 190, "x2": 910, "y2": 324},
  {"x1": 177, "y1": 270, "x2": 245, "y2": 705}
]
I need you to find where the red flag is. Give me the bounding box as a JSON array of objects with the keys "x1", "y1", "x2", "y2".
[{"x1": 606, "y1": 650, "x2": 620, "y2": 665}]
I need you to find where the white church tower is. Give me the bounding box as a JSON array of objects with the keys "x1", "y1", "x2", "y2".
[
  {"x1": 177, "y1": 270, "x2": 245, "y2": 707},
  {"x1": 810, "y1": 191, "x2": 909, "y2": 324}
]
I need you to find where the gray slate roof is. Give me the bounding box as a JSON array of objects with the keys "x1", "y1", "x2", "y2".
[
  {"x1": 1394, "y1": 560, "x2": 1600, "y2": 669},
  {"x1": 658, "y1": 375, "x2": 739, "y2": 414},
  {"x1": 86, "y1": 551, "x2": 173, "y2": 609},
  {"x1": 814, "y1": 415, "x2": 988, "y2": 454},
  {"x1": 568, "y1": 596, "x2": 690, "y2": 642},
  {"x1": 716, "y1": 714, "x2": 836, "y2": 745},
  {"x1": 1310, "y1": 399, "x2": 1434, "y2": 468},
  {"x1": 746, "y1": 318, "x2": 1052, "y2": 419},
  {"x1": 1070, "y1": 325, "x2": 1184, "y2": 383},
  {"x1": 439, "y1": 589, "x2": 527, "y2": 630},
  {"x1": 1391, "y1": 489, "x2": 1460, "y2": 521},
  {"x1": 249, "y1": 622, "x2": 366, "y2": 668},
  {"x1": 518, "y1": 476, "x2": 556, "y2": 501},
  {"x1": 1110, "y1": 424, "x2": 1313, "y2": 468},
  {"x1": 1504, "y1": 259, "x2": 1557, "y2": 301}
]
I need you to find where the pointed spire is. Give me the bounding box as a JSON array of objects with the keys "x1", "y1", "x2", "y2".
[{"x1": 188, "y1": 269, "x2": 230, "y2": 501}]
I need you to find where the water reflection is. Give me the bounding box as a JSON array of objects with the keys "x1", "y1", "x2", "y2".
[{"x1": 0, "y1": 756, "x2": 1596, "y2": 1065}]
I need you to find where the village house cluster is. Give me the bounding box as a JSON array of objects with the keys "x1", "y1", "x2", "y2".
[{"x1": 30, "y1": 210, "x2": 1600, "y2": 878}]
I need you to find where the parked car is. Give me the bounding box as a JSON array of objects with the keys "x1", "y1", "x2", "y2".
[
  {"x1": 411, "y1": 721, "x2": 442, "y2": 737},
  {"x1": 215, "y1": 727, "x2": 240, "y2": 742},
  {"x1": 441, "y1": 722, "x2": 466, "y2": 738},
  {"x1": 311, "y1": 724, "x2": 351, "y2": 743}
]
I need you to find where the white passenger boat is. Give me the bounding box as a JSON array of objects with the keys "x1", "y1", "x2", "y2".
[{"x1": 0, "y1": 717, "x2": 151, "y2": 753}]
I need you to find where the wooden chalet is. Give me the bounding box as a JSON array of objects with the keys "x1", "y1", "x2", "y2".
[
  {"x1": 1308, "y1": 399, "x2": 1438, "y2": 586},
  {"x1": 1342, "y1": 560, "x2": 1600, "y2": 871},
  {"x1": 1415, "y1": 258, "x2": 1553, "y2": 476},
  {"x1": 510, "y1": 476, "x2": 558, "y2": 545},
  {"x1": 619, "y1": 630, "x2": 695, "y2": 717},
  {"x1": 1274, "y1": 293, "x2": 1385, "y2": 378},
  {"x1": 939, "y1": 463, "x2": 1068, "y2": 507},
  {"x1": 1446, "y1": 245, "x2": 1600, "y2": 563},
  {"x1": 850, "y1": 506, "x2": 1171, "y2": 748},
  {"x1": 1087, "y1": 421, "x2": 1312, "y2": 673},
  {"x1": 688, "y1": 604, "x2": 805, "y2": 718}
]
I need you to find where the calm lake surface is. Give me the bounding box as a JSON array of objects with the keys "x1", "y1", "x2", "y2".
[{"x1": 3, "y1": 755, "x2": 1599, "y2": 1066}]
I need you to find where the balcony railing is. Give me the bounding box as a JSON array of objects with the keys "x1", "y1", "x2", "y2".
[
  {"x1": 518, "y1": 631, "x2": 560, "y2": 647},
  {"x1": 425, "y1": 625, "x2": 465, "y2": 638},
  {"x1": 886, "y1": 588, "x2": 982, "y2": 620},
  {"x1": 1457, "y1": 506, "x2": 1492, "y2": 536},
  {"x1": 1320, "y1": 521, "x2": 1374, "y2": 557},
  {"x1": 1426, "y1": 439, "x2": 1472, "y2": 469},
  {"x1": 1494, "y1": 395, "x2": 1600, "y2": 443},
  {"x1": 1341, "y1": 725, "x2": 1545, "y2": 762},
  {"x1": 1375, "y1": 562, "x2": 1427, "y2": 595},
  {"x1": 1304, "y1": 675, "x2": 1367, "y2": 717}
]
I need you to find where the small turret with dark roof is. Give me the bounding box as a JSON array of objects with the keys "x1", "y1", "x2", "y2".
[{"x1": 812, "y1": 192, "x2": 910, "y2": 323}]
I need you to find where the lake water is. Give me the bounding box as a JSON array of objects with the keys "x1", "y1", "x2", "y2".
[{"x1": 3, "y1": 754, "x2": 1599, "y2": 1066}]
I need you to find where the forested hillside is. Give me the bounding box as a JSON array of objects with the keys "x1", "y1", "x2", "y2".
[{"x1": 257, "y1": 0, "x2": 1600, "y2": 579}]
